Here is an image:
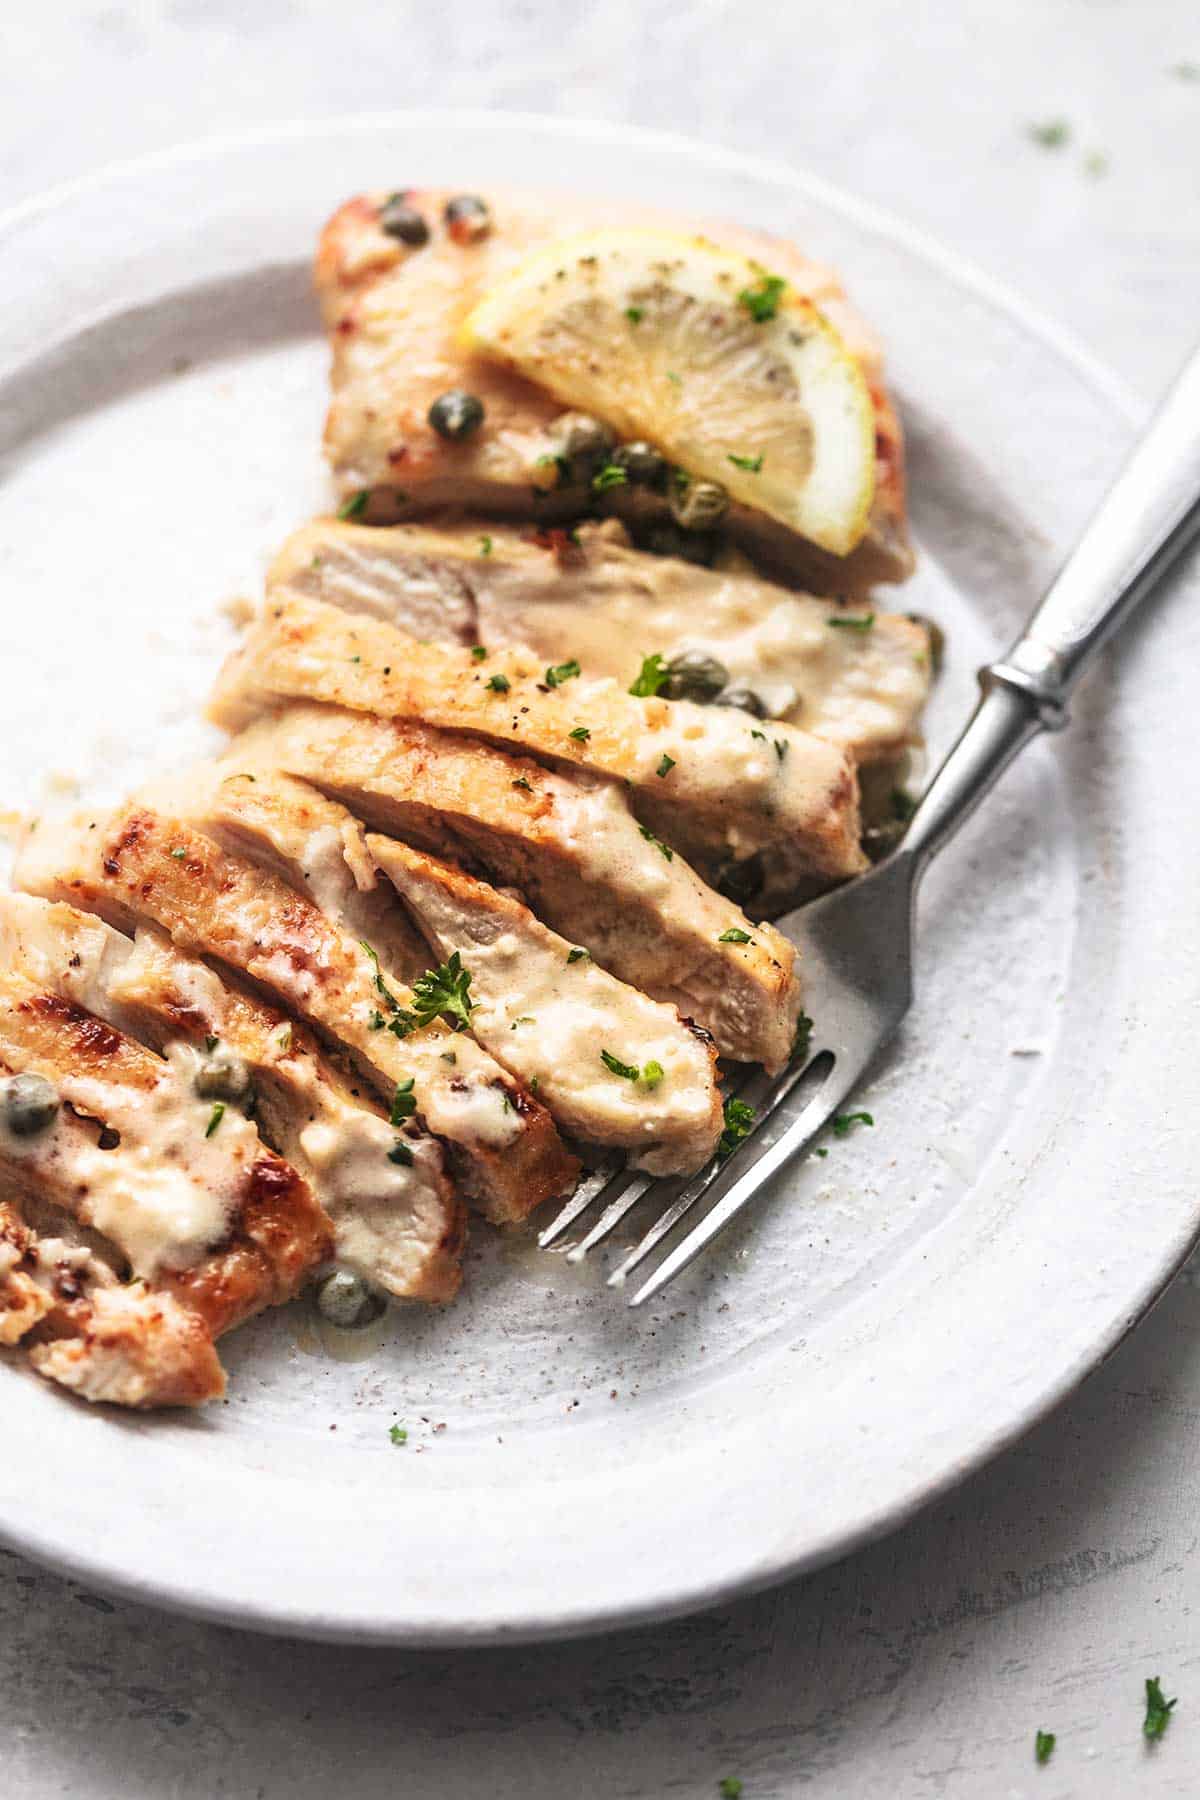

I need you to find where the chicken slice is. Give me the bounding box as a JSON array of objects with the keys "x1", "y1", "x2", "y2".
[
  {"x1": 15, "y1": 806, "x2": 578, "y2": 1225},
  {"x1": 209, "y1": 597, "x2": 866, "y2": 900},
  {"x1": 367, "y1": 835, "x2": 722, "y2": 1174},
  {"x1": 1, "y1": 1192, "x2": 225, "y2": 1408},
  {"x1": 268, "y1": 518, "x2": 932, "y2": 762},
  {"x1": 0, "y1": 893, "x2": 463, "y2": 1300},
  {"x1": 317, "y1": 185, "x2": 912, "y2": 594},
  {"x1": 221, "y1": 706, "x2": 804, "y2": 1069}
]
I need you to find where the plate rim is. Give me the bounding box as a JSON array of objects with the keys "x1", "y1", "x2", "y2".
[{"x1": 0, "y1": 110, "x2": 1186, "y2": 1648}]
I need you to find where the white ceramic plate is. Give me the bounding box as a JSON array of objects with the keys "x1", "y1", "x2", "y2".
[{"x1": 1, "y1": 114, "x2": 1197, "y2": 1647}]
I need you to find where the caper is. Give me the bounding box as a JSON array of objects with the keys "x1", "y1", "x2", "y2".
[
  {"x1": 378, "y1": 195, "x2": 430, "y2": 246},
  {"x1": 553, "y1": 410, "x2": 615, "y2": 481},
  {"x1": 669, "y1": 475, "x2": 729, "y2": 531},
  {"x1": 716, "y1": 852, "x2": 766, "y2": 906},
  {"x1": 194, "y1": 1045, "x2": 254, "y2": 1107},
  {"x1": 714, "y1": 686, "x2": 768, "y2": 718},
  {"x1": 315, "y1": 1268, "x2": 387, "y2": 1330},
  {"x1": 428, "y1": 389, "x2": 485, "y2": 441},
  {"x1": 2, "y1": 1072, "x2": 59, "y2": 1138},
  {"x1": 611, "y1": 440, "x2": 668, "y2": 488},
  {"x1": 639, "y1": 522, "x2": 718, "y2": 566},
  {"x1": 443, "y1": 194, "x2": 492, "y2": 244},
  {"x1": 662, "y1": 650, "x2": 729, "y2": 703}
]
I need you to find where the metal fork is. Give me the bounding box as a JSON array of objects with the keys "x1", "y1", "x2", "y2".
[{"x1": 541, "y1": 341, "x2": 1200, "y2": 1306}]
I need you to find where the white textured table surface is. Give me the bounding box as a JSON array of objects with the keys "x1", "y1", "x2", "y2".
[{"x1": 3, "y1": 4, "x2": 1200, "y2": 1795}]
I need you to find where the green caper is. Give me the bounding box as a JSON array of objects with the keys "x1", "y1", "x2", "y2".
[
  {"x1": 428, "y1": 389, "x2": 485, "y2": 441},
  {"x1": 669, "y1": 475, "x2": 729, "y2": 531},
  {"x1": 194, "y1": 1045, "x2": 254, "y2": 1107},
  {"x1": 639, "y1": 522, "x2": 718, "y2": 566},
  {"x1": 2, "y1": 1072, "x2": 59, "y2": 1138},
  {"x1": 611, "y1": 440, "x2": 668, "y2": 488},
  {"x1": 714, "y1": 687, "x2": 768, "y2": 718},
  {"x1": 443, "y1": 194, "x2": 492, "y2": 244},
  {"x1": 315, "y1": 1268, "x2": 387, "y2": 1330},
  {"x1": 662, "y1": 650, "x2": 729, "y2": 703},
  {"x1": 378, "y1": 195, "x2": 430, "y2": 245},
  {"x1": 716, "y1": 852, "x2": 766, "y2": 906}
]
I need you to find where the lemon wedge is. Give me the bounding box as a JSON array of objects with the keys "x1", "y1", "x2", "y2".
[{"x1": 462, "y1": 228, "x2": 877, "y2": 557}]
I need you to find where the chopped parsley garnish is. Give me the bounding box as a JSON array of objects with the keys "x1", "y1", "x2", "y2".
[
  {"x1": 567, "y1": 947, "x2": 588, "y2": 964},
  {"x1": 827, "y1": 611, "x2": 876, "y2": 632},
  {"x1": 511, "y1": 1016, "x2": 535, "y2": 1028},
  {"x1": 388, "y1": 1140, "x2": 414, "y2": 1166},
  {"x1": 205, "y1": 1102, "x2": 226, "y2": 1138},
  {"x1": 750, "y1": 728, "x2": 766, "y2": 741},
  {"x1": 774, "y1": 739, "x2": 788, "y2": 762},
  {"x1": 360, "y1": 940, "x2": 402, "y2": 1014},
  {"x1": 656, "y1": 752, "x2": 676, "y2": 778},
  {"x1": 719, "y1": 1783, "x2": 744, "y2": 1800},
  {"x1": 569, "y1": 725, "x2": 591, "y2": 741},
  {"x1": 629, "y1": 652, "x2": 670, "y2": 697},
  {"x1": 666, "y1": 370, "x2": 682, "y2": 387},
  {"x1": 718, "y1": 1096, "x2": 756, "y2": 1159},
  {"x1": 641, "y1": 1060, "x2": 665, "y2": 1090},
  {"x1": 727, "y1": 452, "x2": 763, "y2": 472},
  {"x1": 349, "y1": 654, "x2": 361, "y2": 664},
  {"x1": 338, "y1": 488, "x2": 370, "y2": 520},
  {"x1": 891, "y1": 788, "x2": 919, "y2": 823},
  {"x1": 512, "y1": 777, "x2": 533, "y2": 792},
  {"x1": 718, "y1": 927, "x2": 752, "y2": 944},
  {"x1": 391, "y1": 952, "x2": 475, "y2": 1036},
  {"x1": 470, "y1": 645, "x2": 488, "y2": 662},
  {"x1": 169, "y1": 847, "x2": 186, "y2": 860},
  {"x1": 592, "y1": 462, "x2": 629, "y2": 493},
  {"x1": 546, "y1": 658, "x2": 581, "y2": 687},
  {"x1": 204, "y1": 1035, "x2": 219, "y2": 1054},
  {"x1": 486, "y1": 672, "x2": 511, "y2": 694},
  {"x1": 369, "y1": 1010, "x2": 386, "y2": 1031},
  {"x1": 478, "y1": 534, "x2": 493, "y2": 556},
  {"x1": 1144, "y1": 1675, "x2": 1177, "y2": 1740},
  {"x1": 791, "y1": 1012, "x2": 814, "y2": 1064},
  {"x1": 388, "y1": 1424, "x2": 408, "y2": 1445},
  {"x1": 814, "y1": 1146, "x2": 828, "y2": 1159},
  {"x1": 440, "y1": 1051, "x2": 457, "y2": 1065},
  {"x1": 625, "y1": 305, "x2": 644, "y2": 324},
  {"x1": 390, "y1": 1079, "x2": 417, "y2": 1126},
  {"x1": 1034, "y1": 1731, "x2": 1056, "y2": 1765},
  {"x1": 1027, "y1": 118, "x2": 1070, "y2": 149},
  {"x1": 737, "y1": 271, "x2": 787, "y2": 322},
  {"x1": 601, "y1": 1050, "x2": 640, "y2": 1081},
  {"x1": 274, "y1": 1023, "x2": 292, "y2": 1052},
  {"x1": 1173, "y1": 60, "x2": 1200, "y2": 81},
  {"x1": 832, "y1": 1110, "x2": 873, "y2": 1137},
  {"x1": 638, "y1": 825, "x2": 674, "y2": 861}
]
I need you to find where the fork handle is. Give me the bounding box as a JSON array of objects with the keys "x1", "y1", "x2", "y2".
[{"x1": 902, "y1": 341, "x2": 1200, "y2": 868}]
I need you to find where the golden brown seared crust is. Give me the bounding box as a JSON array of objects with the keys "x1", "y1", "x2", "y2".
[
  {"x1": 316, "y1": 185, "x2": 912, "y2": 590},
  {"x1": 17, "y1": 806, "x2": 578, "y2": 1225},
  {"x1": 209, "y1": 597, "x2": 866, "y2": 901}
]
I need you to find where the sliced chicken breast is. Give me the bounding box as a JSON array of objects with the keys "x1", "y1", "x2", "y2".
[
  {"x1": 368, "y1": 835, "x2": 723, "y2": 1174},
  {"x1": 15, "y1": 806, "x2": 578, "y2": 1225},
  {"x1": 0, "y1": 893, "x2": 464, "y2": 1300},
  {"x1": 317, "y1": 185, "x2": 912, "y2": 593},
  {"x1": 221, "y1": 705, "x2": 804, "y2": 1068},
  {"x1": 1, "y1": 1192, "x2": 225, "y2": 1408},
  {"x1": 210, "y1": 597, "x2": 866, "y2": 900},
  {"x1": 268, "y1": 518, "x2": 933, "y2": 761}
]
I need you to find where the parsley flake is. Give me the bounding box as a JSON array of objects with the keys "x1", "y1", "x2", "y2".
[
  {"x1": 719, "y1": 1783, "x2": 744, "y2": 1800},
  {"x1": 546, "y1": 658, "x2": 581, "y2": 687},
  {"x1": 629, "y1": 652, "x2": 670, "y2": 697},
  {"x1": 718, "y1": 927, "x2": 752, "y2": 944},
  {"x1": 486, "y1": 672, "x2": 511, "y2": 694},
  {"x1": 388, "y1": 1140, "x2": 414, "y2": 1166},
  {"x1": 389, "y1": 1424, "x2": 408, "y2": 1446},
  {"x1": 718, "y1": 1096, "x2": 756, "y2": 1159},
  {"x1": 389, "y1": 952, "x2": 475, "y2": 1037},
  {"x1": 338, "y1": 488, "x2": 370, "y2": 520},
  {"x1": 205, "y1": 1102, "x2": 226, "y2": 1138},
  {"x1": 832, "y1": 1110, "x2": 873, "y2": 1138},
  {"x1": 638, "y1": 825, "x2": 674, "y2": 861},
  {"x1": 827, "y1": 612, "x2": 875, "y2": 632},
  {"x1": 567, "y1": 947, "x2": 589, "y2": 964},
  {"x1": 625, "y1": 305, "x2": 644, "y2": 324},
  {"x1": 641, "y1": 1060, "x2": 665, "y2": 1090},
  {"x1": 727, "y1": 452, "x2": 764, "y2": 472},
  {"x1": 390, "y1": 1079, "x2": 417, "y2": 1126},
  {"x1": 169, "y1": 847, "x2": 186, "y2": 860},
  {"x1": 1144, "y1": 1675, "x2": 1177, "y2": 1740},
  {"x1": 656, "y1": 752, "x2": 676, "y2": 778},
  {"x1": 774, "y1": 739, "x2": 788, "y2": 762},
  {"x1": 737, "y1": 272, "x2": 787, "y2": 322},
  {"x1": 1027, "y1": 118, "x2": 1071, "y2": 149},
  {"x1": 369, "y1": 1010, "x2": 386, "y2": 1031},
  {"x1": 569, "y1": 725, "x2": 591, "y2": 741},
  {"x1": 791, "y1": 1012, "x2": 815, "y2": 1064},
  {"x1": 601, "y1": 1049, "x2": 640, "y2": 1081},
  {"x1": 512, "y1": 777, "x2": 533, "y2": 792},
  {"x1": 1034, "y1": 1730, "x2": 1056, "y2": 1765},
  {"x1": 360, "y1": 940, "x2": 401, "y2": 1014},
  {"x1": 592, "y1": 462, "x2": 629, "y2": 493},
  {"x1": 478, "y1": 534, "x2": 493, "y2": 556},
  {"x1": 203, "y1": 1035, "x2": 219, "y2": 1054},
  {"x1": 470, "y1": 645, "x2": 488, "y2": 662},
  {"x1": 274, "y1": 1023, "x2": 292, "y2": 1052}
]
